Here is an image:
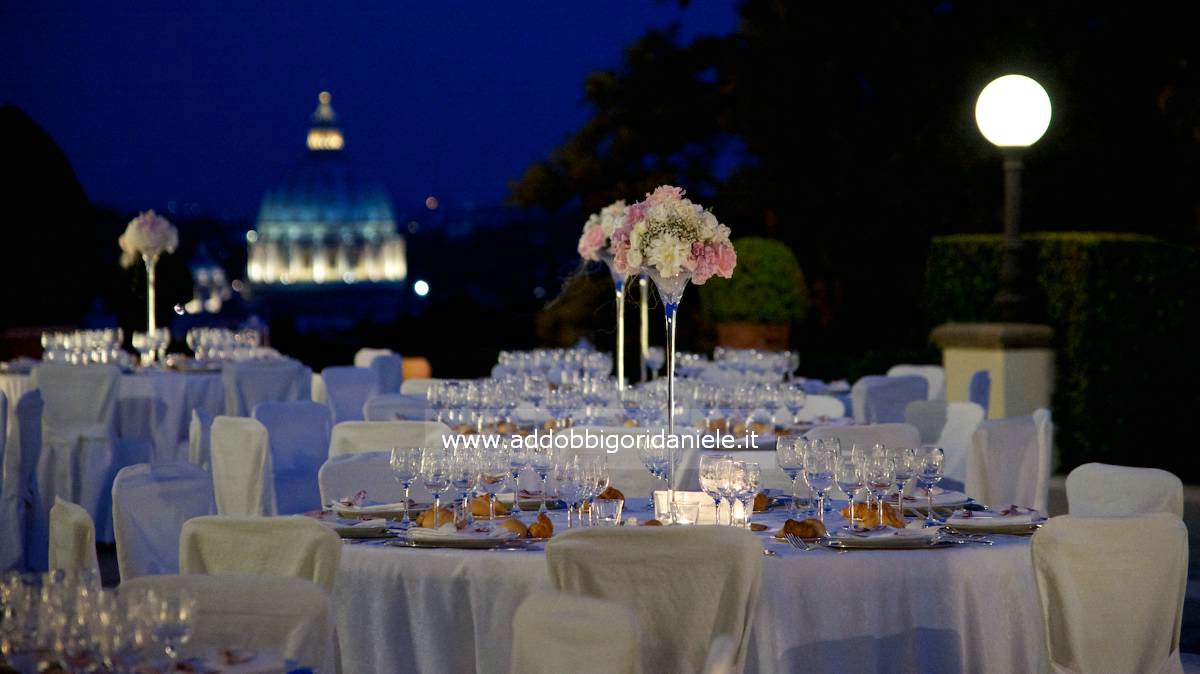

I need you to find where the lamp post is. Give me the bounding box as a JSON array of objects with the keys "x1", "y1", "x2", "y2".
[{"x1": 974, "y1": 74, "x2": 1052, "y2": 321}]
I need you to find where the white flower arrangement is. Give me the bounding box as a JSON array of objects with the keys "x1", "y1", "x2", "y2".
[{"x1": 119, "y1": 210, "x2": 178, "y2": 268}]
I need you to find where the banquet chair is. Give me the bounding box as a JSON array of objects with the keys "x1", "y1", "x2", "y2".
[
  {"x1": 966, "y1": 409, "x2": 1053, "y2": 512},
  {"x1": 187, "y1": 407, "x2": 213, "y2": 468},
  {"x1": 253, "y1": 401, "x2": 332, "y2": 514},
  {"x1": 969, "y1": 369, "x2": 991, "y2": 417},
  {"x1": 34, "y1": 363, "x2": 121, "y2": 543},
  {"x1": 794, "y1": 394, "x2": 846, "y2": 422},
  {"x1": 179, "y1": 515, "x2": 341, "y2": 593},
  {"x1": 112, "y1": 462, "x2": 215, "y2": 580},
  {"x1": 327, "y1": 420, "x2": 451, "y2": 458},
  {"x1": 399, "y1": 378, "x2": 444, "y2": 396},
  {"x1": 209, "y1": 416, "x2": 276, "y2": 516},
  {"x1": 1031, "y1": 513, "x2": 1187, "y2": 674},
  {"x1": 1065, "y1": 463, "x2": 1183, "y2": 518},
  {"x1": 355, "y1": 348, "x2": 404, "y2": 395},
  {"x1": 319, "y1": 366, "x2": 380, "y2": 423},
  {"x1": 318, "y1": 451, "x2": 434, "y2": 506},
  {"x1": 510, "y1": 591, "x2": 639, "y2": 674},
  {"x1": 49, "y1": 497, "x2": 99, "y2": 575},
  {"x1": 121, "y1": 574, "x2": 336, "y2": 674},
  {"x1": 221, "y1": 358, "x2": 310, "y2": 417},
  {"x1": 850, "y1": 375, "x2": 928, "y2": 424},
  {"x1": 363, "y1": 393, "x2": 430, "y2": 421},
  {"x1": 16, "y1": 389, "x2": 44, "y2": 570},
  {"x1": 805, "y1": 423, "x2": 921, "y2": 454},
  {"x1": 546, "y1": 526, "x2": 763, "y2": 674},
  {"x1": 904, "y1": 400, "x2": 985, "y2": 490},
  {"x1": 886, "y1": 364, "x2": 946, "y2": 400}
]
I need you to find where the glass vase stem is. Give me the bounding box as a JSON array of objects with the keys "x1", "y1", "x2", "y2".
[
  {"x1": 615, "y1": 280, "x2": 625, "y2": 390},
  {"x1": 639, "y1": 274, "x2": 649, "y2": 382},
  {"x1": 665, "y1": 300, "x2": 678, "y2": 515},
  {"x1": 143, "y1": 253, "x2": 159, "y2": 334}
]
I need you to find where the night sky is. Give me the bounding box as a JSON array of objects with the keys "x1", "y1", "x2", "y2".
[{"x1": 1, "y1": 1, "x2": 738, "y2": 221}]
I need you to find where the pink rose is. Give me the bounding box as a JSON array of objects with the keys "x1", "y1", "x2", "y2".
[
  {"x1": 713, "y1": 242, "x2": 737, "y2": 279},
  {"x1": 577, "y1": 223, "x2": 607, "y2": 260}
]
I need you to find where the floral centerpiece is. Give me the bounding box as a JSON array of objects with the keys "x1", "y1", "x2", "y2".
[
  {"x1": 579, "y1": 200, "x2": 632, "y2": 387},
  {"x1": 119, "y1": 210, "x2": 179, "y2": 336}
]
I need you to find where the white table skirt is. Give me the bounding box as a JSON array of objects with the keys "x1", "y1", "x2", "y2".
[{"x1": 332, "y1": 502, "x2": 1047, "y2": 674}]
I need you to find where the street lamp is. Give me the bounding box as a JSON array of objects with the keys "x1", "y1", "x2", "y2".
[{"x1": 975, "y1": 74, "x2": 1051, "y2": 320}]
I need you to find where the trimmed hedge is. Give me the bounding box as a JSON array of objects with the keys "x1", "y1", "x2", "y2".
[
  {"x1": 926, "y1": 232, "x2": 1200, "y2": 481},
  {"x1": 699, "y1": 237, "x2": 810, "y2": 324}
]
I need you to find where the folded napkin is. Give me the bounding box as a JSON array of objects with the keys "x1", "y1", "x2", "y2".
[
  {"x1": 408, "y1": 525, "x2": 519, "y2": 542},
  {"x1": 946, "y1": 505, "x2": 1045, "y2": 527},
  {"x1": 205, "y1": 649, "x2": 288, "y2": 674},
  {"x1": 319, "y1": 517, "x2": 387, "y2": 536},
  {"x1": 332, "y1": 500, "x2": 412, "y2": 515}
]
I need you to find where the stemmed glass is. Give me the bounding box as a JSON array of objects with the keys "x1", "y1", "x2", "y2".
[
  {"x1": 421, "y1": 449, "x2": 452, "y2": 528},
  {"x1": 803, "y1": 443, "x2": 835, "y2": 527},
  {"x1": 637, "y1": 440, "x2": 669, "y2": 512},
  {"x1": 865, "y1": 454, "x2": 896, "y2": 528},
  {"x1": 477, "y1": 449, "x2": 509, "y2": 521},
  {"x1": 522, "y1": 375, "x2": 548, "y2": 410},
  {"x1": 775, "y1": 436, "x2": 806, "y2": 517},
  {"x1": 450, "y1": 449, "x2": 477, "y2": 525},
  {"x1": 645, "y1": 347, "x2": 664, "y2": 379},
  {"x1": 530, "y1": 445, "x2": 555, "y2": 514},
  {"x1": 699, "y1": 454, "x2": 731, "y2": 520},
  {"x1": 581, "y1": 456, "x2": 609, "y2": 525},
  {"x1": 734, "y1": 461, "x2": 760, "y2": 528},
  {"x1": 151, "y1": 587, "x2": 196, "y2": 668},
  {"x1": 836, "y1": 453, "x2": 865, "y2": 528},
  {"x1": 389, "y1": 447, "x2": 423, "y2": 529},
  {"x1": 555, "y1": 460, "x2": 583, "y2": 528},
  {"x1": 890, "y1": 447, "x2": 917, "y2": 524},
  {"x1": 916, "y1": 446, "x2": 946, "y2": 527},
  {"x1": 508, "y1": 442, "x2": 529, "y2": 515}
]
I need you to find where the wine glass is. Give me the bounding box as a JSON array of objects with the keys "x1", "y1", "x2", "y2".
[
  {"x1": 421, "y1": 449, "x2": 452, "y2": 528},
  {"x1": 804, "y1": 443, "x2": 835, "y2": 527},
  {"x1": 775, "y1": 436, "x2": 806, "y2": 517},
  {"x1": 836, "y1": 455, "x2": 865, "y2": 529},
  {"x1": 554, "y1": 459, "x2": 583, "y2": 528},
  {"x1": 916, "y1": 446, "x2": 946, "y2": 527},
  {"x1": 390, "y1": 447, "x2": 422, "y2": 529},
  {"x1": 151, "y1": 587, "x2": 196, "y2": 667},
  {"x1": 735, "y1": 461, "x2": 761, "y2": 528},
  {"x1": 476, "y1": 449, "x2": 509, "y2": 521},
  {"x1": 450, "y1": 448, "x2": 478, "y2": 525},
  {"x1": 645, "y1": 347, "x2": 664, "y2": 379},
  {"x1": 637, "y1": 440, "x2": 669, "y2": 512},
  {"x1": 582, "y1": 455, "x2": 609, "y2": 525},
  {"x1": 529, "y1": 445, "x2": 555, "y2": 514},
  {"x1": 890, "y1": 447, "x2": 917, "y2": 524},
  {"x1": 699, "y1": 454, "x2": 731, "y2": 518},
  {"x1": 865, "y1": 454, "x2": 896, "y2": 528},
  {"x1": 508, "y1": 442, "x2": 529, "y2": 515}
]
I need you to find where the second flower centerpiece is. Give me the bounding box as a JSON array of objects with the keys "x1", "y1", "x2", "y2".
[{"x1": 578, "y1": 200, "x2": 631, "y2": 388}]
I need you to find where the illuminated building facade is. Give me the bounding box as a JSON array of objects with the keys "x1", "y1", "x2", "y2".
[{"x1": 247, "y1": 92, "x2": 406, "y2": 285}]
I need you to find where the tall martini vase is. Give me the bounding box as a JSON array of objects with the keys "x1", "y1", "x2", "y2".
[
  {"x1": 647, "y1": 268, "x2": 690, "y2": 520},
  {"x1": 600, "y1": 254, "x2": 629, "y2": 390},
  {"x1": 142, "y1": 252, "x2": 160, "y2": 365},
  {"x1": 639, "y1": 274, "x2": 649, "y2": 382}
]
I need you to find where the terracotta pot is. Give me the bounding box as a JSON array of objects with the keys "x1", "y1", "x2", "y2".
[{"x1": 715, "y1": 322, "x2": 790, "y2": 351}]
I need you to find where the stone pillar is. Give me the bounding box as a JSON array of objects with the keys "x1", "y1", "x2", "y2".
[{"x1": 930, "y1": 323, "x2": 1054, "y2": 419}]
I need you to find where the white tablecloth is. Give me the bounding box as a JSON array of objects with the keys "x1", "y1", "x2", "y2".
[
  {"x1": 332, "y1": 502, "x2": 1047, "y2": 674},
  {"x1": 1, "y1": 370, "x2": 223, "y2": 464}
]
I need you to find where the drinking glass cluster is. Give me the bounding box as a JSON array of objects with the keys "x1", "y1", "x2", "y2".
[{"x1": 40, "y1": 330, "x2": 133, "y2": 367}]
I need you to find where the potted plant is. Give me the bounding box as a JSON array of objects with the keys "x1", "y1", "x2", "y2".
[{"x1": 699, "y1": 237, "x2": 808, "y2": 350}]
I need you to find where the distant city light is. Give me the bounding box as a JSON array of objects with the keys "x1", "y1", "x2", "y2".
[
  {"x1": 246, "y1": 230, "x2": 259, "y2": 243},
  {"x1": 414, "y1": 279, "x2": 430, "y2": 296},
  {"x1": 425, "y1": 196, "x2": 439, "y2": 210},
  {"x1": 975, "y1": 75, "x2": 1051, "y2": 148}
]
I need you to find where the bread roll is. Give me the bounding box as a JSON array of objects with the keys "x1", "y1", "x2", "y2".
[
  {"x1": 753, "y1": 492, "x2": 770, "y2": 512},
  {"x1": 415, "y1": 507, "x2": 456, "y2": 529},
  {"x1": 839, "y1": 501, "x2": 905, "y2": 529},
  {"x1": 497, "y1": 517, "x2": 528, "y2": 538},
  {"x1": 528, "y1": 513, "x2": 554, "y2": 539},
  {"x1": 597, "y1": 486, "x2": 624, "y2": 501},
  {"x1": 775, "y1": 518, "x2": 827, "y2": 539},
  {"x1": 470, "y1": 495, "x2": 509, "y2": 518},
  {"x1": 641, "y1": 519, "x2": 663, "y2": 526}
]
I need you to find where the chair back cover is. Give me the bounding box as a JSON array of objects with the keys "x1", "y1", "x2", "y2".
[
  {"x1": 49, "y1": 497, "x2": 98, "y2": 574},
  {"x1": 1032, "y1": 513, "x2": 1187, "y2": 674},
  {"x1": 510, "y1": 591, "x2": 639, "y2": 674},
  {"x1": 794, "y1": 394, "x2": 846, "y2": 422},
  {"x1": 353, "y1": 347, "x2": 391, "y2": 368},
  {"x1": 967, "y1": 409, "x2": 1053, "y2": 511},
  {"x1": 355, "y1": 349, "x2": 404, "y2": 394},
  {"x1": 1065, "y1": 463, "x2": 1183, "y2": 518},
  {"x1": 16, "y1": 390, "x2": 43, "y2": 570},
  {"x1": 318, "y1": 451, "x2": 434, "y2": 506},
  {"x1": 112, "y1": 462, "x2": 215, "y2": 580},
  {"x1": 253, "y1": 401, "x2": 331, "y2": 514},
  {"x1": 851, "y1": 375, "x2": 928, "y2": 424},
  {"x1": 221, "y1": 359, "x2": 310, "y2": 417},
  {"x1": 319, "y1": 366, "x2": 379, "y2": 423},
  {"x1": 34, "y1": 364, "x2": 120, "y2": 543},
  {"x1": 546, "y1": 526, "x2": 762, "y2": 674},
  {"x1": 327, "y1": 420, "x2": 451, "y2": 458},
  {"x1": 179, "y1": 515, "x2": 341, "y2": 593},
  {"x1": 210, "y1": 416, "x2": 275, "y2": 516},
  {"x1": 363, "y1": 394, "x2": 429, "y2": 421},
  {"x1": 886, "y1": 364, "x2": 945, "y2": 400},
  {"x1": 904, "y1": 401, "x2": 985, "y2": 487},
  {"x1": 969, "y1": 369, "x2": 991, "y2": 416},
  {"x1": 187, "y1": 407, "x2": 214, "y2": 468},
  {"x1": 399, "y1": 378, "x2": 443, "y2": 396},
  {"x1": 805, "y1": 423, "x2": 921, "y2": 453},
  {"x1": 121, "y1": 574, "x2": 336, "y2": 674}
]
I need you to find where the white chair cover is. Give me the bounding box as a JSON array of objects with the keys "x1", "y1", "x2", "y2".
[
  {"x1": 179, "y1": 515, "x2": 341, "y2": 594},
  {"x1": 221, "y1": 359, "x2": 310, "y2": 417},
  {"x1": 1032, "y1": 513, "x2": 1187, "y2": 674},
  {"x1": 112, "y1": 462, "x2": 215, "y2": 580},
  {"x1": 49, "y1": 497, "x2": 98, "y2": 574},
  {"x1": 310, "y1": 372, "x2": 327, "y2": 405},
  {"x1": 702, "y1": 635, "x2": 737, "y2": 674},
  {"x1": 399, "y1": 378, "x2": 444, "y2": 396},
  {"x1": 327, "y1": 420, "x2": 451, "y2": 458},
  {"x1": 121, "y1": 574, "x2": 336, "y2": 674},
  {"x1": 318, "y1": 451, "x2": 434, "y2": 506},
  {"x1": 1065, "y1": 463, "x2": 1183, "y2": 518},
  {"x1": 187, "y1": 407, "x2": 214, "y2": 468},
  {"x1": 510, "y1": 591, "x2": 639, "y2": 674},
  {"x1": 210, "y1": 416, "x2": 275, "y2": 516},
  {"x1": 794, "y1": 394, "x2": 846, "y2": 421},
  {"x1": 355, "y1": 349, "x2": 404, "y2": 395},
  {"x1": 904, "y1": 401, "x2": 985, "y2": 488},
  {"x1": 546, "y1": 526, "x2": 762, "y2": 674},
  {"x1": 887, "y1": 364, "x2": 946, "y2": 400},
  {"x1": 34, "y1": 364, "x2": 120, "y2": 543},
  {"x1": 353, "y1": 348, "x2": 392, "y2": 368},
  {"x1": 850, "y1": 375, "x2": 928, "y2": 424},
  {"x1": 967, "y1": 409, "x2": 1053, "y2": 511},
  {"x1": 805, "y1": 423, "x2": 921, "y2": 453},
  {"x1": 363, "y1": 394, "x2": 429, "y2": 421},
  {"x1": 0, "y1": 390, "x2": 14, "y2": 572},
  {"x1": 16, "y1": 389, "x2": 43, "y2": 570},
  {"x1": 320, "y1": 367, "x2": 379, "y2": 424},
  {"x1": 253, "y1": 401, "x2": 331, "y2": 515}
]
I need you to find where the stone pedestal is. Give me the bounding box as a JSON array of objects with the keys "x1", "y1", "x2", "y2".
[{"x1": 930, "y1": 322, "x2": 1054, "y2": 419}]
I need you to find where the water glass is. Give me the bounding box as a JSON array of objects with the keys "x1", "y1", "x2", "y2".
[
  {"x1": 593, "y1": 498, "x2": 624, "y2": 525},
  {"x1": 390, "y1": 447, "x2": 422, "y2": 528},
  {"x1": 671, "y1": 501, "x2": 700, "y2": 525},
  {"x1": 917, "y1": 446, "x2": 945, "y2": 527}
]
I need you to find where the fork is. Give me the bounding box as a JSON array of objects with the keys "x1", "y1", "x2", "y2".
[{"x1": 784, "y1": 533, "x2": 813, "y2": 552}]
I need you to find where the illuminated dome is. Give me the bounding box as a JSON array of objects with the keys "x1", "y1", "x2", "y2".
[{"x1": 248, "y1": 92, "x2": 406, "y2": 285}]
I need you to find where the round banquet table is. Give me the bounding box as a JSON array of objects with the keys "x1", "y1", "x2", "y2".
[
  {"x1": 0, "y1": 369, "x2": 223, "y2": 465},
  {"x1": 331, "y1": 501, "x2": 1047, "y2": 674}
]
